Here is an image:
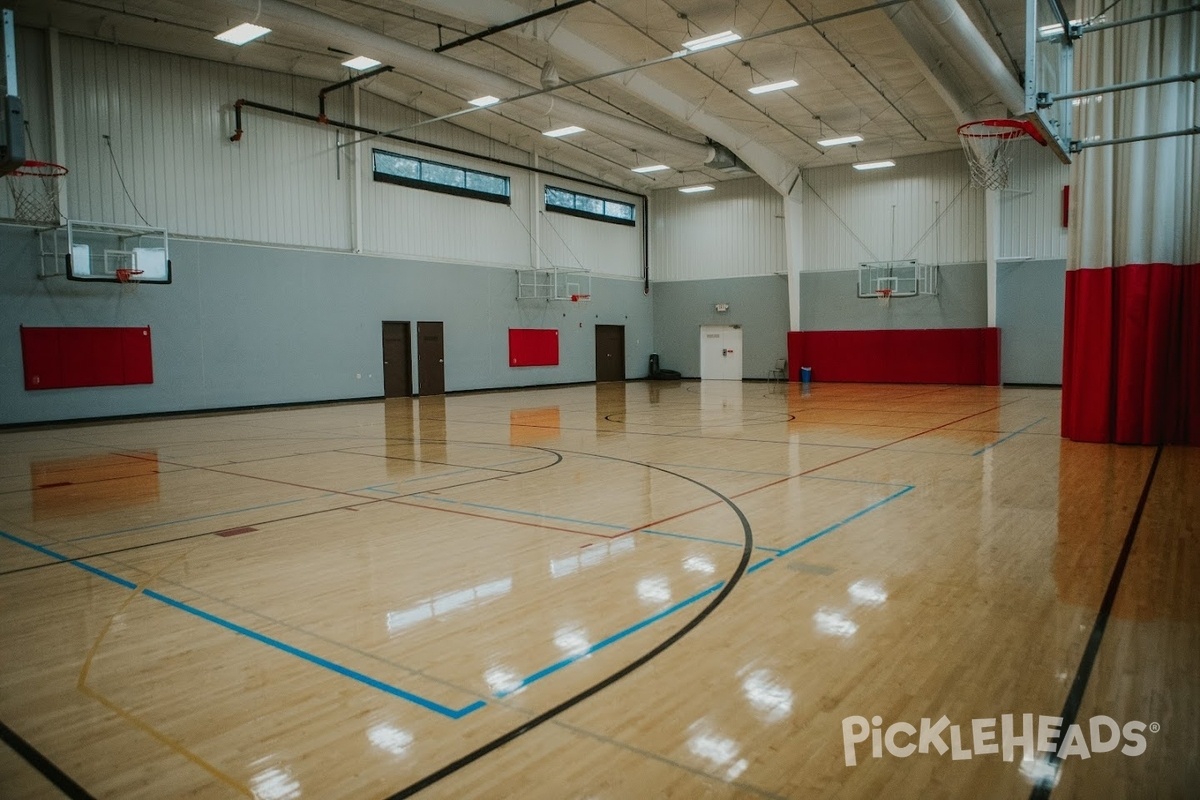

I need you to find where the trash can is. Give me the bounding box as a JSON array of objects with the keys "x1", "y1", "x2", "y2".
[{"x1": 800, "y1": 366, "x2": 812, "y2": 384}]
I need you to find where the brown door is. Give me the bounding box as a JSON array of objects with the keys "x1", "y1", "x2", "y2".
[
  {"x1": 417, "y1": 321, "x2": 445, "y2": 396},
  {"x1": 381, "y1": 322, "x2": 411, "y2": 398},
  {"x1": 595, "y1": 324, "x2": 625, "y2": 382}
]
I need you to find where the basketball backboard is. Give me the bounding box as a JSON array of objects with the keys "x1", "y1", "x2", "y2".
[
  {"x1": 38, "y1": 220, "x2": 172, "y2": 283},
  {"x1": 1024, "y1": 0, "x2": 1074, "y2": 163},
  {"x1": 1, "y1": 8, "x2": 26, "y2": 175}
]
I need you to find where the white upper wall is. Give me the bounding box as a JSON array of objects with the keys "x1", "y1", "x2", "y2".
[
  {"x1": 801, "y1": 150, "x2": 986, "y2": 270},
  {"x1": 5, "y1": 30, "x2": 643, "y2": 278},
  {"x1": 998, "y1": 141, "x2": 1070, "y2": 261},
  {"x1": 650, "y1": 178, "x2": 785, "y2": 282}
]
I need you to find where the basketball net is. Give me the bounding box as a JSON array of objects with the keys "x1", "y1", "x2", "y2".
[
  {"x1": 5, "y1": 161, "x2": 67, "y2": 224},
  {"x1": 876, "y1": 288, "x2": 893, "y2": 307},
  {"x1": 957, "y1": 119, "x2": 1040, "y2": 191}
]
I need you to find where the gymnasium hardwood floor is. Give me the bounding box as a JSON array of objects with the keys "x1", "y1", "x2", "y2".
[{"x1": 1, "y1": 381, "x2": 1196, "y2": 799}]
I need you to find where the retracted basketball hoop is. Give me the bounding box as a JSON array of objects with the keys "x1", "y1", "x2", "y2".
[
  {"x1": 957, "y1": 119, "x2": 1046, "y2": 190},
  {"x1": 5, "y1": 160, "x2": 68, "y2": 224}
]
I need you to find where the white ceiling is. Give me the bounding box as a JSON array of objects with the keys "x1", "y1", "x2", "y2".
[{"x1": 10, "y1": 0, "x2": 1031, "y2": 192}]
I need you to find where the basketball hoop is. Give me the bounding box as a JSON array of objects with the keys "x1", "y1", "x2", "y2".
[
  {"x1": 570, "y1": 293, "x2": 591, "y2": 303},
  {"x1": 115, "y1": 268, "x2": 144, "y2": 283},
  {"x1": 957, "y1": 119, "x2": 1045, "y2": 190},
  {"x1": 875, "y1": 288, "x2": 893, "y2": 307},
  {"x1": 5, "y1": 160, "x2": 67, "y2": 224}
]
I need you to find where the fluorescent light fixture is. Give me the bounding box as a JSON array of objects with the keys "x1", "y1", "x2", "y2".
[
  {"x1": 469, "y1": 95, "x2": 501, "y2": 107},
  {"x1": 214, "y1": 23, "x2": 271, "y2": 45},
  {"x1": 342, "y1": 56, "x2": 381, "y2": 70},
  {"x1": 748, "y1": 79, "x2": 798, "y2": 95},
  {"x1": 852, "y1": 160, "x2": 896, "y2": 171},
  {"x1": 817, "y1": 134, "x2": 864, "y2": 147},
  {"x1": 682, "y1": 31, "x2": 741, "y2": 52},
  {"x1": 679, "y1": 184, "x2": 715, "y2": 193},
  {"x1": 631, "y1": 164, "x2": 670, "y2": 173},
  {"x1": 543, "y1": 125, "x2": 585, "y2": 138}
]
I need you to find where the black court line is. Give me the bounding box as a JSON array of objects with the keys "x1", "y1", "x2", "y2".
[
  {"x1": 384, "y1": 453, "x2": 755, "y2": 799},
  {"x1": 1029, "y1": 444, "x2": 1163, "y2": 800},
  {"x1": 0, "y1": 719, "x2": 96, "y2": 799}
]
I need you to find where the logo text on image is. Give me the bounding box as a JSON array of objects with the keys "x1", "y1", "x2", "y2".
[{"x1": 841, "y1": 714, "x2": 1154, "y2": 767}]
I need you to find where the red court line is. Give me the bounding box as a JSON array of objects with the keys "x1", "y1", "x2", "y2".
[{"x1": 387, "y1": 499, "x2": 617, "y2": 540}]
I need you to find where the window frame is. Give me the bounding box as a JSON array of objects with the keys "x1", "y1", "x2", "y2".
[
  {"x1": 372, "y1": 149, "x2": 511, "y2": 205},
  {"x1": 544, "y1": 185, "x2": 636, "y2": 226}
]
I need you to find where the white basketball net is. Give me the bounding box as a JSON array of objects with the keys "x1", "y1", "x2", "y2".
[
  {"x1": 958, "y1": 121, "x2": 1029, "y2": 191},
  {"x1": 5, "y1": 164, "x2": 65, "y2": 224}
]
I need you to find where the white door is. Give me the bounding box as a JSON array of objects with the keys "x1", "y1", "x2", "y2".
[{"x1": 699, "y1": 325, "x2": 743, "y2": 380}]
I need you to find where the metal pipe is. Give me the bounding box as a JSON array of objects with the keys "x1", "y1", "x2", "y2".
[
  {"x1": 1081, "y1": 5, "x2": 1200, "y2": 34},
  {"x1": 435, "y1": 0, "x2": 592, "y2": 52},
  {"x1": 1048, "y1": 72, "x2": 1200, "y2": 104},
  {"x1": 208, "y1": 0, "x2": 715, "y2": 165},
  {"x1": 318, "y1": 65, "x2": 393, "y2": 123},
  {"x1": 1071, "y1": 127, "x2": 1200, "y2": 152},
  {"x1": 229, "y1": 98, "x2": 642, "y2": 198},
  {"x1": 912, "y1": 0, "x2": 1026, "y2": 113}
]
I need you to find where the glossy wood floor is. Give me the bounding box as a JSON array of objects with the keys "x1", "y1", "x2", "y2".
[{"x1": 1, "y1": 382, "x2": 1196, "y2": 799}]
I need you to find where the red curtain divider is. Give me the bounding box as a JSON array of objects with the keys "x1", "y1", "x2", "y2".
[
  {"x1": 1062, "y1": 263, "x2": 1199, "y2": 445},
  {"x1": 786, "y1": 328, "x2": 1000, "y2": 385}
]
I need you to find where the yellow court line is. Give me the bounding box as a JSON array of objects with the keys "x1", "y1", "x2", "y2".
[{"x1": 77, "y1": 549, "x2": 253, "y2": 797}]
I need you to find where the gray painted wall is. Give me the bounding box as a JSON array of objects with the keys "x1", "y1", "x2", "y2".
[
  {"x1": 997, "y1": 259, "x2": 1066, "y2": 384},
  {"x1": 797, "y1": 264, "x2": 987, "y2": 331},
  {"x1": 650, "y1": 276, "x2": 789, "y2": 378},
  {"x1": 0, "y1": 224, "x2": 652, "y2": 425}
]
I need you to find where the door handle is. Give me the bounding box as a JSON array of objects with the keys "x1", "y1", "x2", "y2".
[{"x1": 439, "y1": 359, "x2": 443, "y2": 364}]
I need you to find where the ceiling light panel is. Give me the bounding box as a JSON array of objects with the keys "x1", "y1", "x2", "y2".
[
  {"x1": 817, "y1": 134, "x2": 864, "y2": 147},
  {"x1": 342, "y1": 56, "x2": 381, "y2": 70},
  {"x1": 543, "y1": 126, "x2": 586, "y2": 138},
  {"x1": 679, "y1": 185, "x2": 715, "y2": 193},
  {"x1": 748, "y1": 79, "x2": 798, "y2": 95},
  {"x1": 682, "y1": 31, "x2": 742, "y2": 52},
  {"x1": 852, "y1": 160, "x2": 896, "y2": 171},
  {"x1": 214, "y1": 23, "x2": 271, "y2": 46},
  {"x1": 631, "y1": 164, "x2": 670, "y2": 173}
]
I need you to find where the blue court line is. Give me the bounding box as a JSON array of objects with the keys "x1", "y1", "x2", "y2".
[
  {"x1": 495, "y1": 581, "x2": 723, "y2": 698},
  {"x1": 639, "y1": 528, "x2": 783, "y2": 554},
  {"x1": 412, "y1": 494, "x2": 787, "y2": 551},
  {"x1": 501, "y1": 485, "x2": 916, "y2": 696},
  {"x1": 777, "y1": 485, "x2": 915, "y2": 557},
  {"x1": 64, "y1": 494, "x2": 338, "y2": 544},
  {"x1": 971, "y1": 417, "x2": 1047, "y2": 456},
  {"x1": 0, "y1": 530, "x2": 485, "y2": 720}
]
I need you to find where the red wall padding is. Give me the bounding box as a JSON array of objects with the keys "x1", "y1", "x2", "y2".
[
  {"x1": 786, "y1": 328, "x2": 1000, "y2": 386},
  {"x1": 1062, "y1": 263, "x2": 1199, "y2": 445},
  {"x1": 21, "y1": 326, "x2": 154, "y2": 390},
  {"x1": 508, "y1": 328, "x2": 559, "y2": 367}
]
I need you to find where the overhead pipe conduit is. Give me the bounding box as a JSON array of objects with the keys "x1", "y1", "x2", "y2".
[
  {"x1": 910, "y1": 0, "x2": 1026, "y2": 115},
  {"x1": 210, "y1": 0, "x2": 717, "y2": 166}
]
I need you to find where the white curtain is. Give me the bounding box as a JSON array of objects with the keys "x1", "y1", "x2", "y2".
[{"x1": 1069, "y1": 0, "x2": 1199, "y2": 270}]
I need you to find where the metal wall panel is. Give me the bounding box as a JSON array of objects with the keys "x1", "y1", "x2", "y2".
[
  {"x1": 998, "y1": 142, "x2": 1070, "y2": 261},
  {"x1": 801, "y1": 150, "x2": 985, "y2": 270},
  {"x1": 650, "y1": 178, "x2": 784, "y2": 281},
  {"x1": 535, "y1": 176, "x2": 642, "y2": 278},
  {"x1": 57, "y1": 37, "x2": 350, "y2": 250}
]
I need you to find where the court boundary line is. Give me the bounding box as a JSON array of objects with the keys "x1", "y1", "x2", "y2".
[
  {"x1": 0, "y1": 719, "x2": 95, "y2": 800},
  {"x1": 1028, "y1": 444, "x2": 1163, "y2": 800},
  {"x1": 383, "y1": 454, "x2": 756, "y2": 799},
  {"x1": 0, "y1": 530, "x2": 486, "y2": 720}
]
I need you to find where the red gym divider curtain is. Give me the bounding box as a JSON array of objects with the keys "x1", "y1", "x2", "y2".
[
  {"x1": 1062, "y1": 264, "x2": 1200, "y2": 444},
  {"x1": 1060, "y1": 1, "x2": 1199, "y2": 445}
]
